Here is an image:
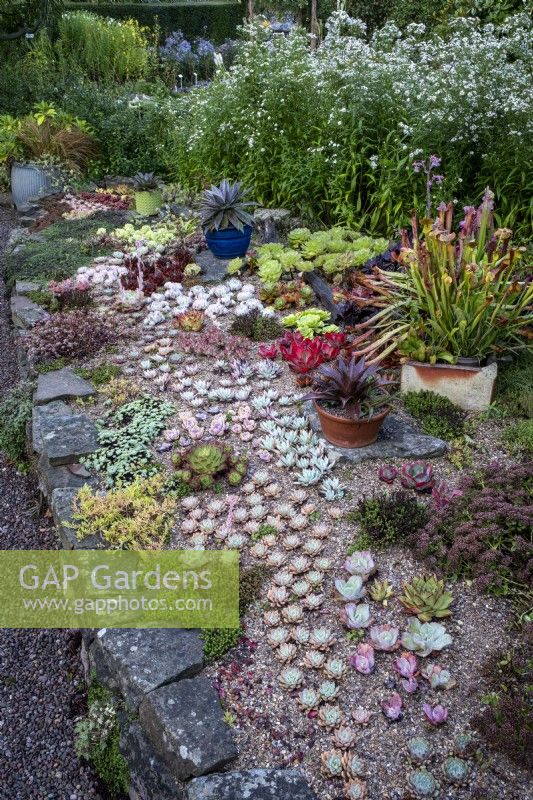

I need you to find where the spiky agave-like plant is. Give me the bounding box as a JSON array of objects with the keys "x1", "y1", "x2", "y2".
[
  {"x1": 200, "y1": 179, "x2": 255, "y2": 232},
  {"x1": 303, "y1": 355, "x2": 394, "y2": 419}
]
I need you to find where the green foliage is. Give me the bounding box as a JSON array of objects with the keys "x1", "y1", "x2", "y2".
[
  {"x1": 251, "y1": 523, "x2": 278, "y2": 542},
  {"x1": 201, "y1": 626, "x2": 242, "y2": 665},
  {"x1": 502, "y1": 419, "x2": 533, "y2": 457},
  {"x1": 168, "y1": 17, "x2": 533, "y2": 239},
  {"x1": 84, "y1": 395, "x2": 174, "y2": 486},
  {"x1": 172, "y1": 443, "x2": 248, "y2": 491},
  {"x1": 72, "y1": 476, "x2": 176, "y2": 548},
  {"x1": 399, "y1": 574, "x2": 454, "y2": 622},
  {"x1": 0, "y1": 382, "x2": 34, "y2": 470},
  {"x1": 201, "y1": 565, "x2": 270, "y2": 664},
  {"x1": 4, "y1": 213, "x2": 122, "y2": 287},
  {"x1": 349, "y1": 490, "x2": 430, "y2": 549},
  {"x1": 35, "y1": 357, "x2": 69, "y2": 373},
  {"x1": 494, "y1": 352, "x2": 533, "y2": 419},
  {"x1": 161, "y1": 472, "x2": 193, "y2": 499},
  {"x1": 229, "y1": 310, "x2": 284, "y2": 342},
  {"x1": 402, "y1": 391, "x2": 466, "y2": 441},
  {"x1": 282, "y1": 308, "x2": 338, "y2": 338},
  {"x1": 65, "y1": 2, "x2": 243, "y2": 42},
  {"x1": 75, "y1": 363, "x2": 121, "y2": 387},
  {"x1": 25, "y1": 288, "x2": 54, "y2": 309},
  {"x1": 56, "y1": 12, "x2": 151, "y2": 82},
  {"x1": 75, "y1": 681, "x2": 129, "y2": 797}
]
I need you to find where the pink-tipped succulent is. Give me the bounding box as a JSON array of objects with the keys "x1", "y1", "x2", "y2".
[
  {"x1": 349, "y1": 643, "x2": 375, "y2": 675},
  {"x1": 369, "y1": 624, "x2": 400, "y2": 652},
  {"x1": 379, "y1": 465, "x2": 397, "y2": 484},
  {"x1": 421, "y1": 664, "x2": 456, "y2": 690},
  {"x1": 381, "y1": 692, "x2": 403, "y2": 721},
  {"x1": 423, "y1": 703, "x2": 448, "y2": 726},
  {"x1": 401, "y1": 461, "x2": 434, "y2": 492},
  {"x1": 394, "y1": 652, "x2": 419, "y2": 692}
]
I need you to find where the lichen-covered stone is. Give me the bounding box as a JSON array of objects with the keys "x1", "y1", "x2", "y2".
[
  {"x1": 119, "y1": 717, "x2": 186, "y2": 800},
  {"x1": 10, "y1": 295, "x2": 48, "y2": 329},
  {"x1": 91, "y1": 628, "x2": 203, "y2": 710},
  {"x1": 186, "y1": 768, "x2": 318, "y2": 800},
  {"x1": 139, "y1": 676, "x2": 237, "y2": 780},
  {"x1": 33, "y1": 405, "x2": 98, "y2": 465}
]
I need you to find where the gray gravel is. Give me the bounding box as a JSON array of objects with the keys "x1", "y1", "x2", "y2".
[{"x1": 0, "y1": 207, "x2": 102, "y2": 799}]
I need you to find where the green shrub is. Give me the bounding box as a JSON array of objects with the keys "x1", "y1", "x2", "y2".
[
  {"x1": 66, "y1": 2, "x2": 243, "y2": 42},
  {"x1": 56, "y1": 12, "x2": 152, "y2": 82},
  {"x1": 402, "y1": 390, "x2": 466, "y2": 441},
  {"x1": 75, "y1": 681, "x2": 129, "y2": 798},
  {"x1": 229, "y1": 310, "x2": 285, "y2": 342},
  {"x1": 0, "y1": 382, "x2": 34, "y2": 470},
  {"x1": 502, "y1": 419, "x2": 533, "y2": 456},
  {"x1": 349, "y1": 490, "x2": 430, "y2": 549}
]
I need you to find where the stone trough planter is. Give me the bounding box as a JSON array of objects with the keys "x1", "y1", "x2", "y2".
[{"x1": 400, "y1": 360, "x2": 498, "y2": 412}]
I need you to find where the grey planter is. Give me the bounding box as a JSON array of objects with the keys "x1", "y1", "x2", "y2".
[{"x1": 10, "y1": 162, "x2": 59, "y2": 208}]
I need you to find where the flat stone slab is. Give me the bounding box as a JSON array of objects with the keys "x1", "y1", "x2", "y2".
[
  {"x1": 194, "y1": 250, "x2": 229, "y2": 282},
  {"x1": 139, "y1": 676, "x2": 237, "y2": 780},
  {"x1": 50, "y1": 487, "x2": 104, "y2": 550},
  {"x1": 305, "y1": 403, "x2": 447, "y2": 463},
  {"x1": 91, "y1": 628, "x2": 204, "y2": 710},
  {"x1": 187, "y1": 769, "x2": 318, "y2": 800},
  {"x1": 34, "y1": 368, "x2": 96, "y2": 405},
  {"x1": 39, "y1": 412, "x2": 98, "y2": 466},
  {"x1": 10, "y1": 294, "x2": 48, "y2": 329}
]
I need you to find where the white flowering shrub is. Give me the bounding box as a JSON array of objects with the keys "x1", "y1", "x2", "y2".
[{"x1": 168, "y1": 13, "x2": 532, "y2": 238}]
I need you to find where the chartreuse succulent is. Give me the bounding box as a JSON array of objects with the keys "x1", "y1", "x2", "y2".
[
  {"x1": 399, "y1": 575, "x2": 454, "y2": 622},
  {"x1": 282, "y1": 308, "x2": 339, "y2": 339},
  {"x1": 369, "y1": 579, "x2": 393, "y2": 606},
  {"x1": 172, "y1": 442, "x2": 248, "y2": 490}
]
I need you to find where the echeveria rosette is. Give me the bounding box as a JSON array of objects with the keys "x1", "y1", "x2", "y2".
[
  {"x1": 421, "y1": 663, "x2": 456, "y2": 690},
  {"x1": 422, "y1": 703, "x2": 448, "y2": 726},
  {"x1": 340, "y1": 602, "x2": 372, "y2": 630},
  {"x1": 335, "y1": 574, "x2": 367, "y2": 602},
  {"x1": 343, "y1": 551, "x2": 376, "y2": 581},
  {"x1": 394, "y1": 651, "x2": 419, "y2": 693},
  {"x1": 369, "y1": 623, "x2": 400, "y2": 652},
  {"x1": 349, "y1": 642, "x2": 375, "y2": 675},
  {"x1": 381, "y1": 692, "x2": 403, "y2": 721},
  {"x1": 401, "y1": 618, "x2": 453, "y2": 658},
  {"x1": 378, "y1": 464, "x2": 397, "y2": 484}
]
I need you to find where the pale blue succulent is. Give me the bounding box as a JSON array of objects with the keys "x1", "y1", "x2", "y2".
[
  {"x1": 401, "y1": 618, "x2": 453, "y2": 657},
  {"x1": 296, "y1": 468, "x2": 323, "y2": 486},
  {"x1": 335, "y1": 575, "x2": 367, "y2": 602},
  {"x1": 321, "y1": 477, "x2": 345, "y2": 500},
  {"x1": 341, "y1": 602, "x2": 372, "y2": 629}
]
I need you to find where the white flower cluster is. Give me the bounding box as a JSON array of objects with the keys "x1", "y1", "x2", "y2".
[{"x1": 143, "y1": 278, "x2": 273, "y2": 327}]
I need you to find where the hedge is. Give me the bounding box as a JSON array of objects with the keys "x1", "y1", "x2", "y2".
[{"x1": 64, "y1": 2, "x2": 244, "y2": 41}]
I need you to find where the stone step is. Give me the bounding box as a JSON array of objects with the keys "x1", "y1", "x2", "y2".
[
  {"x1": 139, "y1": 676, "x2": 237, "y2": 781},
  {"x1": 90, "y1": 628, "x2": 204, "y2": 711},
  {"x1": 37, "y1": 410, "x2": 98, "y2": 466},
  {"x1": 10, "y1": 294, "x2": 48, "y2": 329}
]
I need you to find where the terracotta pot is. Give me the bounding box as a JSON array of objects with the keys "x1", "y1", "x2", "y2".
[{"x1": 314, "y1": 401, "x2": 389, "y2": 448}]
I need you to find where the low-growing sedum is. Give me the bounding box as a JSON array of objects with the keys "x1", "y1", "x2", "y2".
[{"x1": 72, "y1": 477, "x2": 176, "y2": 549}]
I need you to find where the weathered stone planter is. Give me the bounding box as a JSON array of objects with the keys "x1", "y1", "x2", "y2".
[{"x1": 400, "y1": 360, "x2": 497, "y2": 412}]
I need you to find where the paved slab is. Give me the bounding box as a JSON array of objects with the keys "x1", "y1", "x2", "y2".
[{"x1": 305, "y1": 403, "x2": 447, "y2": 463}]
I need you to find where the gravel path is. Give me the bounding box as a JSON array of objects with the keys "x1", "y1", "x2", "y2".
[{"x1": 0, "y1": 207, "x2": 102, "y2": 799}]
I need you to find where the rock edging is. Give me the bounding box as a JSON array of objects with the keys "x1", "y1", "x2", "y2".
[{"x1": 8, "y1": 217, "x2": 318, "y2": 800}]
